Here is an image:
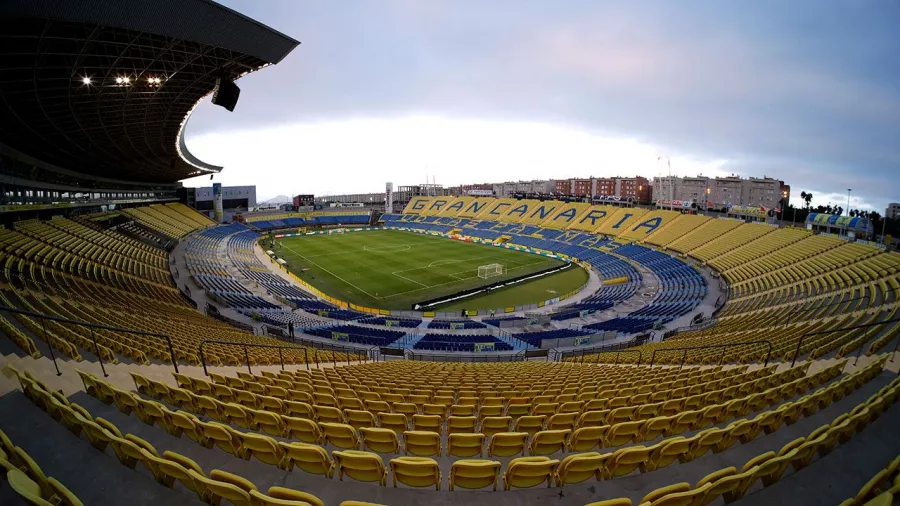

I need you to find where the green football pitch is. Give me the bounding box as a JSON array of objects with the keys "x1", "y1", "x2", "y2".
[{"x1": 270, "y1": 230, "x2": 589, "y2": 311}]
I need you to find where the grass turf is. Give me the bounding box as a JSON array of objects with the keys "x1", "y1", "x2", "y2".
[{"x1": 270, "y1": 230, "x2": 588, "y2": 311}]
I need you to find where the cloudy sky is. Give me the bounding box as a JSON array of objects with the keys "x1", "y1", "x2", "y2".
[{"x1": 182, "y1": 0, "x2": 900, "y2": 212}]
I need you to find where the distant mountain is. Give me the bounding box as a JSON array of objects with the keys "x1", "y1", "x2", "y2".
[{"x1": 260, "y1": 195, "x2": 291, "y2": 204}]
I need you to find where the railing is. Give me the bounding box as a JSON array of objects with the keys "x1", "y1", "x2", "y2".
[
  {"x1": 649, "y1": 339, "x2": 773, "y2": 368},
  {"x1": 551, "y1": 336, "x2": 644, "y2": 364},
  {"x1": 403, "y1": 349, "x2": 527, "y2": 363},
  {"x1": 0, "y1": 304, "x2": 178, "y2": 376},
  {"x1": 791, "y1": 317, "x2": 900, "y2": 367},
  {"x1": 198, "y1": 339, "x2": 377, "y2": 376}
]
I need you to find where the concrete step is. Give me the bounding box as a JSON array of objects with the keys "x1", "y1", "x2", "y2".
[
  {"x1": 0, "y1": 391, "x2": 204, "y2": 506},
  {"x1": 740, "y1": 390, "x2": 900, "y2": 506},
  {"x1": 68, "y1": 368, "x2": 897, "y2": 506}
]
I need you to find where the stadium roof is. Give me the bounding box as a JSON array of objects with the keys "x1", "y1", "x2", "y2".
[{"x1": 0, "y1": 0, "x2": 299, "y2": 184}]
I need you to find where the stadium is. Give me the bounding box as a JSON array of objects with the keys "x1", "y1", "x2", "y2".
[{"x1": 0, "y1": 1, "x2": 898, "y2": 506}]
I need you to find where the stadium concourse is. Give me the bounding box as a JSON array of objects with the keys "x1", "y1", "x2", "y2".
[{"x1": 2, "y1": 2, "x2": 900, "y2": 506}]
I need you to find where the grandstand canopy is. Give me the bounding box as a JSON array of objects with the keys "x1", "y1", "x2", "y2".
[
  {"x1": 0, "y1": 0, "x2": 299, "y2": 184},
  {"x1": 806, "y1": 213, "x2": 874, "y2": 235}
]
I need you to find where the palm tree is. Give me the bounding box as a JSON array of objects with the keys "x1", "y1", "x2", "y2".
[{"x1": 803, "y1": 192, "x2": 813, "y2": 209}]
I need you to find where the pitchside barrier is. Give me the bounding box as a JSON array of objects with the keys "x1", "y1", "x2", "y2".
[{"x1": 258, "y1": 229, "x2": 593, "y2": 319}]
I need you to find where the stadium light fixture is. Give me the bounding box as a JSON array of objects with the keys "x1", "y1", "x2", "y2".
[
  {"x1": 81, "y1": 77, "x2": 91, "y2": 85},
  {"x1": 115, "y1": 77, "x2": 123, "y2": 84}
]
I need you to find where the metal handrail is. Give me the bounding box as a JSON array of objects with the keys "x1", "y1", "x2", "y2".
[
  {"x1": 198, "y1": 339, "x2": 376, "y2": 376},
  {"x1": 404, "y1": 349, "x2": 527, "y2": 363},
  {"x1": 0, "y1": 304, "x2": 178, "y2": 376},
  {"x1": 791, "y1": 316, "x2": 900, "y2": 367},
  {"x1": 199, "y1": 340, "x2": 308, "y2": 376},
  {"x1": 551, "y1": 334, "x2": 642, "y2": 363},
  {"x1": 649, "y1": 339, "x2": 773, "y2": 368}
]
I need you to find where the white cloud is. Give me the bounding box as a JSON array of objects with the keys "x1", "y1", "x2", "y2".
[{"x1": 181, "y1": 116, "x2": 734, "y2": 200}]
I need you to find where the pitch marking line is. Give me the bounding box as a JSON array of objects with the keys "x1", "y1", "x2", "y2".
[
  {"x1": 380, "y1": 257, "x2": 558, "y2": 300},
  {"x1": 390, "y1": 270, "x2": 429, "y2": 288},
  {"x1": 281, "y1": 243, "x2": 382, "y2": 300},
  {"x1": 364, "y1": 244, "x2": 412, "y2": 253}
]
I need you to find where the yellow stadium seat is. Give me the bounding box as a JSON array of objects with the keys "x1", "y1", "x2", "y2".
[
  {"x1": 547, "y1": 412, "x2": 578, "y2": 431},
  {"x1": 403, "y1": 431, "x2": 441, "y2": 457},
  {"x1": 7, "y1": 468, "x2": 57, "y2": 506},
  {"x1": 447, "y1": 416, "x2": 477, "y2": 434},
  {"x1": 531, "y1": 403, "x2": 559, "y2": 416},
  {"x1": 378, "y1": 413, "x2": 408, "y2": 435},
  {"x1": 488, "y1": 432, "x2": 528, "y2": 457},
  {"x1": 556, "y1": 452, "x2": 610, "y2": 486},
  {"x1": 530, "y1": 429, "x2": 570, "y2": 456},
  {"x1": 646, "y1": 437, "x2": 690, "y2": 471},
  {"x1": 422, "y1": 404, "x2": 447, "y2": 418},
  {"x1": 696, "y1": 466, "x2": 756, "y2": 504},
  {"x1": 238, "y1": 432, "x2": 283, "y2": 466},
  {"x1": 394, "y1": 402, "x2": 418, "y2": 417},
  {"x1": 447, "y1": 433, "x2": 486, "y2": 458},
  {"x1": 315, "y1": 406, "x2": 345, "y2": 425},
  {"x1": 481, "y1": 416, "x2": 512, "y2": 437},
  {"x1": 604, "y1": 446, "x2": 652, "y2": 478},
  {"x1": 150, "y1": 451, "x2": 207, "y2": 499},
  {"x1": 266, "y1": 486, "x2": 325, "y2": 506},
  {"x1": 320, "y1": 422, "x2": 360, "y2": 449},
  {"x1": 187, "y1": 470, "x2": 253, "y2": 506},
  {"x1": 449, "y1": 404, "x2": 476, "y2": 416},
  {"x1": 503, "y1": 456, "x2": 559, "y2": 490},
  {"x1": 584, "y1": 500, "x2": 632, "y2": 506},
  {"x1": 277, "y1": 442, "x2": 334, "y2": 477},
  {"x1": 344, "y1": 410, "x2": 377, "y2": 430},
  {"x1": 569, "y1": 426, "x2": 608, "y2": 452},
  {"x1": 449, "y1": 459, "x2": 502, "y2": 491},
  {"x1": 366, "y1": 400, "x2": 391, "y2": 414},
  {"x1": 252, "y1": 409, "x2": 285, "y2": 437},
  {"x1": 646, "y1": 483, "x2": 712, "y2": 506},
  {"x1": 283, "y1": 416, "x2": 322, "y2": 444},
  {"x1": 685, "y1": 428, "x2": 727, "y2": 461},
  {"x1": 360, "y1": 427, "x2": 400, "y2": 454},
  {"x1": 390, "y1": 456, "x2": 442, "y2": 490},
  {"x1": 194, "y1": 421, "x2": 243, "y2": 457},
  {"x1": 334, "y1": 450, "x2": 387, "y2": 486},
  {"x1": 579, "y1": 410, "x2": 609, "y2": 428},
  {"x1": 513, "y1": 415, "x2": 546, "y2": 436},
  {"x1": 412, "y1": 414, "x2": 442, "y2": 433},
  {"x1": 606, "y1": 421, "x2": 642, "y2": 447},
  {"x1": 639, "y1": 482, "x2": 691, "y2": 505}
]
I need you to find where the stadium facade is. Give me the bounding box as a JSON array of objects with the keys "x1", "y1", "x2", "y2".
[{"x1": 0, "y1": 0, "x2": 298, "y2": 219}]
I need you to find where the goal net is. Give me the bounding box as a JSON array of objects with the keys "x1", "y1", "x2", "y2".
[{"x1": 477, "y1": 263, "x2": 506, "y2": 279}]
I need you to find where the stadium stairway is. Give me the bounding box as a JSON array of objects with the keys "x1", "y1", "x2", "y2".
[
  {"x1": 3, "y1": 349, "x2": 895, "y2": 505},
  {"x1": 0, "y1": 390, "x2": 203, "y2": 506}
]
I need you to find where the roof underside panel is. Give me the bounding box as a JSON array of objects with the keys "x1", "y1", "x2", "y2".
[{"x1": 0, "y1": 0, "x2": 298, "y2": 184}]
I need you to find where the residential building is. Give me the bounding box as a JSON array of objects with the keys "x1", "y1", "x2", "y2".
[
  {"x1": 615, "y1": 176, "x2": 651, "y2": 202},
  {"x1": 652, "y1": 175, "x2": 789, "y2": 210},
  {"x1": 887, "y1": 203, "x2": 900, "y2": 220},
  {"x1": 492, "y1": 180, "x2": 554, "y2": 197},
  {"x1": 712, "y1": 176, "x2": 743, "y2": 208},
  {"x1": 652, "y1": 176, "x2": 680, "y2": 203},
  {"x1": 554, "y1": 176, "x2": 651, "y2": 201}
]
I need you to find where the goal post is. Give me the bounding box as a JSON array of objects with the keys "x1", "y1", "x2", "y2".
[{"x1": 477, "y1": 263, "x2": 506, "y2": 279}]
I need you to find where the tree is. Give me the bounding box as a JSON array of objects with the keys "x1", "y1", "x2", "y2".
[
  {"x1": 835, "y1": 206, "x2": 843, "y2": 216},
  {"x1": 802, "y1": 192, "x2": 813, "y2": 209}
]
